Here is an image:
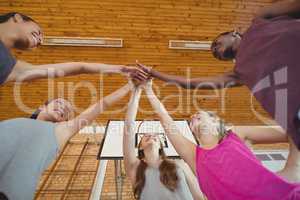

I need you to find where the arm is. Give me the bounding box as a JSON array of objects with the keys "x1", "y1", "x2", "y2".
[
  {"x1": 6, "y1": 60, "x2": 147, "y2": 83},
  {"x1": 256, "y1": 0, "x2": 300, "y2": 19},
  {"x1": 123, "y1": 86, "x2": 142, "y2": 184},
  {"x1": 137, "y1": 63, "x2": 242, "y2": 89},
  {"x1": 54, "y1": 83, "x2": 132, "y2": 151},
  {"x1": 176, "y1": 160, "x2": 205, "y2": 200},
  {"x1": 144, "y1": 81, "x2": 197, "y2": 174},
  {"x1": 232, "y1": 125, "x2": 288, "y2": 144}
]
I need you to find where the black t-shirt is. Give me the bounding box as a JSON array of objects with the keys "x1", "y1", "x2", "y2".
[{"x1": 0, "y1": 41, "x2": 16, "y2": 85}]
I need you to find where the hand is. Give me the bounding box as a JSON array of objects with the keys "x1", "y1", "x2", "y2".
[
  {"x1": 135, "y1": 61, "x2": 152, "y2": 76},
  {"x1": 121, "y1": 66, "x2": 149, "y2": 82},
  {"x1": 127, "y1": 78, "x2": 144, "y2": 92},
  {"x1": 140, "y1": 79, "x2": 153, "y2": 91}
]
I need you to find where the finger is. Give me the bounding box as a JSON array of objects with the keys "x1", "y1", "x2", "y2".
[
  {"x1": 135, "y1": 67, "x2": 149, "y2": 75},
  {"x1": 132, "y1": 70, "x2": 149, "y2": 79},
  {"x1": 133, "y1": 64, "x2": 149, "y2": 74},
  {"x1": 135, "y1": 73, "x2": 148, "y2": 81},
  {"x1": 136, "y1": 62, "x2": 147, "y2": 69},
  {"x1": 146, "y1": 75, "x2": 153, "y2": 80},
  {"x1": 132, "y1": 74, "x2": 144, "y2": 82},
  {"x1": 136, "y1": 62, "x2": 148, "y2": 70},
  {"x1": 136, "y1": 71, "x2": 149, "y2": 79}
]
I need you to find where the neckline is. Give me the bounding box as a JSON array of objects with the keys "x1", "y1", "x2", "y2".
[{"x1": 198, "y1": 132, "x2": 233, "y2": 152}]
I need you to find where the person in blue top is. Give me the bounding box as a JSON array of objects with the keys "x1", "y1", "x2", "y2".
[
  {"x1": 0, "y1": 81, "x2": 136, "y2": 200},
  {"x1": 0, "y1": 12, "x2": 147, "y2": 85}
]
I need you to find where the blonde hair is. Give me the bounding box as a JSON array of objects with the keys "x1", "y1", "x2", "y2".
[{"x1": 197, "y1": 111, "x2": 228, "y2": 140}]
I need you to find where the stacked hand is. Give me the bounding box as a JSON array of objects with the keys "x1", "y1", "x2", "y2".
[
  {"x1": 121, "y1": 66, "x2": 149, "y2": 82},
  {"x1": 125, "y1": 61, "x2": 154, "y2": 91},
  {"x1": 128, "y1": 77, "x2": 153, "y2": 91},
  {"x1": 135, "y1": 62, "x2": 152, "y2": 75}
]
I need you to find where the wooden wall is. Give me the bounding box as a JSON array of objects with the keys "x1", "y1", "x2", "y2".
[{"x1": 0, "y1": 0, "x2": 274, "y2": 125}]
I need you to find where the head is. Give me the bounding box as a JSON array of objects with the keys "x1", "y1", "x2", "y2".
[
  {"x1": 138, "y1": 134, "x2": 162, "y2": 158},
  {"x1": 190, "y1": 110, "x2": 227, "y2": 144},
  {"x1": 0, "y1": 12, "x2": 42, "y2": 49},
  {"x1": 134, "y1": 134, "x2": 178, "y2": 199},
  {"x1": 211, "y1": 30, "x2": 242, "y2": 61},
  {"x1": 30, "y1": 98, "x2": 74, "y2": 122}
]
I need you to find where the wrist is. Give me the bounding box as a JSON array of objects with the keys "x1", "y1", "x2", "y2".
[
  {"x1": 117, "y1": 65, "x2": 125, "y2": 73},
  {"x1": 135, "y1": 86, "x2": 143, "y2": 93},
  {"x1": 145, "y1": 87, "x2": 153, "y2": 93},
  {"x1": 147, "y1": 67, "x2": 154, "y2": 75}
]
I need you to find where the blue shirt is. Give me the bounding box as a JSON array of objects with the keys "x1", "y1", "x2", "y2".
[
  {"x1": 0, "y1": 118, "x2": 58, "y2": 200},
  {"x1": 0, "y1": 40, "x2": 16, "y2": 85}
]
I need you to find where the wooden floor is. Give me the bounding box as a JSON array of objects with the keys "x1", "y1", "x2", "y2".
[
  {"x1": 35, "y1": 134, "x2": 101, "y2": 199},
  {"x1": 35, "y1": 133, "x2": 289, "y2": 200},
  {"x1": 34, "y1": 133, "x2": 137, "y2": 200}
]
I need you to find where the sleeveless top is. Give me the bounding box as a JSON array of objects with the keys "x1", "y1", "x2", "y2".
[
  {"x1": 140, "y1": 165, "x2": 193, "y2": 200},
  {"x1": 0, "y1": 40, "x2": 16, "y2": 85},
  {"x1": 0, "y1": 118, "x2": 58, "y2": 200},
  {"x1": 196, "y1": 131, "x2": 300, "y2": 200},
  {"x1": 234, "y1": 16, "x2": 300, "y2": 148}
]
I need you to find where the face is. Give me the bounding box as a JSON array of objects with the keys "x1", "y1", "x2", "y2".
[
  {"x1": 139, "y1": 134, "x2": 161, "y2": 151},
  {"x1": 211, "y1": 33, "x2": 238, "y2": 61},
  {"x1": 13, "y1": 16, "x2": 43, "y2": 49},
  {"x1": 39, "y1": 98, "x2": 74, "y2": 122},
  {"x1": 189, "y1": 110, "x2": 220, "y2": 138}
]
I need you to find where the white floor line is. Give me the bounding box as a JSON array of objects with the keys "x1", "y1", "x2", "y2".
[
  {"x1": 253, "y1": 149, "x2": 289, "y2": 172},
  {"x1": 90, "y1": 160, "x2": 108, "y2": 200}
]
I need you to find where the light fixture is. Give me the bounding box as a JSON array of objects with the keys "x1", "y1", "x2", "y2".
[
  {"x1": 42, "y1": 36, "x2": 123, "y2": 47},
  {"x1": 169, "y1": 40, "x2": 212, "y2": 50}
]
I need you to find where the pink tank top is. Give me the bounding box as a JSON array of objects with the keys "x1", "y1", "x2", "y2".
[{"x1": 195, "y1": 131, "x2": 300, "y2": 200}]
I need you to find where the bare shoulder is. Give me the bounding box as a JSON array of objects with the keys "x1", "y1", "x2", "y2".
[{"x1": 127, "y1": 160, "x2": 140, "y2": 185}]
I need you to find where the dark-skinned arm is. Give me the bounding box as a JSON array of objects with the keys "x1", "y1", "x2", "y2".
[
  {"x1": 137, "y1": 63, "x2": 242, "y2": 89},
  {"x1": 256, "y1": 0, "x2": 300, "y2": 19}
]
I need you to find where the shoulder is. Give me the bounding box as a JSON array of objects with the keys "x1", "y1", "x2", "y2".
[
  {"x1": 0, "y1": 42, "x2": 17, "y2": 84},
  {"x1": 127, "y1": 160, "x2": 141, "y2": 185},
  {"x1": 175, "y1": 160, "x2": 191, "y2": 176},
  {"x1": 1, "y1": 118, "x2": 53, "y2": 128},
  {"x1": 0, "y1": 40, "x2": 16, "y2": 63}
]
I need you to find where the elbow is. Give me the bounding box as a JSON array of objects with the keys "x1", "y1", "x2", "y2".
[
  {"x1": 77, "y1": 62, "x2": 86, "y2": 74},
  {"x1": 100, "y1": 99, "x2": 109, "y2": 111},
  {"x1": 69, "y1": 62, "x2": 86, "y2": 74}
]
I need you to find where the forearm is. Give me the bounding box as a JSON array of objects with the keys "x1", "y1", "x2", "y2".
[
  {"x1": 67, "y1": 84, "x2": 131, "y2": 134},
  {"x1": 82, "y1": 62, "x2": 124, "y2": 74},
  {"x1": 123, "y1": 88, "x2": 142, "y2": 175},
  {"x1": 233, "y1": 125, "x2": 287, "y2": 144},
  {"x1": 145, "y1": 88, "x2": 176, "y2": 131},
  {"x1": 146, "y1": 87, "x2": 197, "y2": 171},
  {"x1": 257, "y1": 0, "x2": 300, "y2": 19},
  {"x1": 151, "y1": 70, "x2": 193, "y2": 89},
  {"x1": 125, "y1": 88, "x2": 142, "y2": 133},
  {"x1": 13, "y1": 61, "x2": 124, "y2": 82},
  {"x1": 151, "y1": 69, "x2": 238, "y2": 89},
  {"x1": 81, "y1": 83, "x2": 131, "y2": 123}
]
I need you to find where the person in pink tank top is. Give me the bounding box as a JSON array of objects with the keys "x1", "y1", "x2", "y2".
[
  {"x1": 143, "y1": 80, "x2": 300, "y2": 200},
  {"x1": 136, "y1": 0, "x2": 300, "y2": 182}
]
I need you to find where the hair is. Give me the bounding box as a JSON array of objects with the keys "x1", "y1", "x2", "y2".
[
  {"x1": 201, "y1": 111, "x2": 229, "y2": 140},
  {"x1": 0, "y1": 12, "x2": 36, "y2": 24},
  {"x1": 30, "y1": 100, "x2": 52, "y2": 120},
  {"x1": 0, "y1": 192, "x2": 8, "y2": 200},
  {"x1": 211, "y1": 30, "x2": 242, "y2": 61},
  {"x1": 133, "y1": 139, "x2": 179, "y2": 199}
]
